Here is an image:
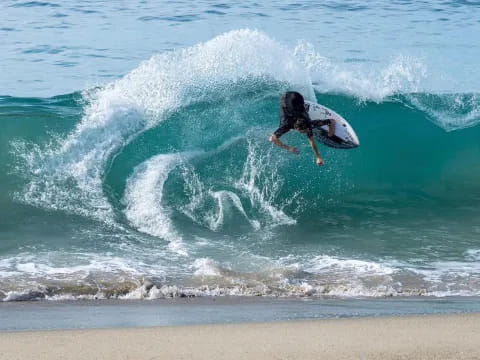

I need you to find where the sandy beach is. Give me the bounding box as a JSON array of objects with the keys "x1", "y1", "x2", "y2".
[{"x1": 1, "y1": 313, "x2": 479, "y2": 360}]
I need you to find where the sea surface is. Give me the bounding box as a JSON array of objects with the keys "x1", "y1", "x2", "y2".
[{"x1": 1, "y1": 0, "x2": 480, "y2": 303}]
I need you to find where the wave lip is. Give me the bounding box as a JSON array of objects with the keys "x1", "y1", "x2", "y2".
[
  {"x1": 295, "y1": 42, "x2": 427, "y2": 102},
  {"x1": 405, "y1": 92, "x2": 480, "y2": 131}
]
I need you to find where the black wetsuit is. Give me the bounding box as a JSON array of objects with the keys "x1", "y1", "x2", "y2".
[{"x1": 273, "y1": 92, "x2": 330, "y2": 139}]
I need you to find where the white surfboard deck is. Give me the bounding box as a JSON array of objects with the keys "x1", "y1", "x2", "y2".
[{"x1": 305, "y1": 100, "x2": 360, "y2": 149}]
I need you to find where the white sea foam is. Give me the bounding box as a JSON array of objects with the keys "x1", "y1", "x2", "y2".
[
  {"x1": 4, "y1": 251, "x2": 480, "y2": 300},
  {"x1": 123, "y1": 153, "x2": 193, "y2": 255},
  {"x1": 466, "y1": 249, "x2": 480, "y2": 261},
  {"x1": 191, "y1": 258, "x2": 222, "y2": 277},
  {"x1": 0, "y1": 252, "x2": 151, "y2": 280},
  {"x1": 401, "y1": 257, "x2": 480, "y2": 297},
  {"x1": 207, "y1": 190, "x2": 261, "y2": 231},
  {"x1": 305, "y1": 255, "x2": 396, "y2": 276}
]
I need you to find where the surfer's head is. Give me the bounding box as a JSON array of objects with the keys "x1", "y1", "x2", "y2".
[{"x1": 285, "y1": 91, "x2": 305, "y2": 114}]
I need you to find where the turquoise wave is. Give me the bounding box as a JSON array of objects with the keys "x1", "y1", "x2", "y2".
[
  {"x1": 3, "y1": 89, "x2": 479, "y2": 210},
  {"x1": 1, "y1": 30, "x2": 480, "y2": 300},
  {"x1": 2, "y1": 88, "x2": 480, "y2": 241}
]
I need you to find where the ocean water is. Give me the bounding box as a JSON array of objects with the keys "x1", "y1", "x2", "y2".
[{"x1": 1, "y1": 0, "x2": 480, "y2": 302}]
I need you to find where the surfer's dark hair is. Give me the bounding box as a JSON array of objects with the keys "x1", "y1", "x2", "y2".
[{"x1": 285, "y1": 91, "x2": 305, "y2": 113}]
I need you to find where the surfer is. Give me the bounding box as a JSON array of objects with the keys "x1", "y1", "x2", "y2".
[{"x1": 269, "y1": 91, "x2": 335, "y2": 166}]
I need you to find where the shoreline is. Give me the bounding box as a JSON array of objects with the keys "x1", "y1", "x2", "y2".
[
  {"x1": 2, "y1": 296, "x2": 480, "y2": 332},
  {"x1": 1, "y1": 314, "x2": 480, "y2": 359}
]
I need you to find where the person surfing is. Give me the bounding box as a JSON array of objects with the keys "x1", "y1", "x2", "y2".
[{"x1": 269, "y1": 91, "x2": 335, "y2": 166}]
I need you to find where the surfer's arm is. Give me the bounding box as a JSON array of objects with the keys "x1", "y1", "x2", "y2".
[
  {"x1": 307, "y1": 135, "x2": 323, "y2": 166},
  {"x1": 269, "y1": 134, "x2": 299, "y2": 154},
  {"x1": 311, "y1": 119, "x2": 335, "y2": 137},
  {"x1": 328, "y1": 119, "x2": 335, "y2": 137}
]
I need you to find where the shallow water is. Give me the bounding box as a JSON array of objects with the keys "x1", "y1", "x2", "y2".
[{"x1": 2, "y1": 297, "x2": 480, "y2": 331}]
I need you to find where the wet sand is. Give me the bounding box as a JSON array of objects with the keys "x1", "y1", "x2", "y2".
[{"x1": 1, "y1": 313, "x2": 480, "y2": 359}]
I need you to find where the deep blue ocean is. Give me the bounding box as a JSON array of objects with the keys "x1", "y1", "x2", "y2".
[{"x1": 1, "y1": 0, "x2": 480, "y2": 302}]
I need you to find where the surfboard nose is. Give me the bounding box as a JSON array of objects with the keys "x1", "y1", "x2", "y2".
[
  {"x1": 350, "y1": 132, "x2": 360, "y2": 148},
  {"x1": 343, "y1": 127, "x2": 360, "y2": 148},
  {"x1": 340, "y1": 139, "x2": 359, "y2": 149}
]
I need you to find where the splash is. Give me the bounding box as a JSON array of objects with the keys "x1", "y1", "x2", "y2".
[
  {"x1": 406, "y1": 92, "x2": 480, "y2": 131},
  {"x1": 294, "y1": 41, "x2": 427, "y2": 102},
  {"x1": 123, "y1": 153, "x2": 191, "y2": 255},
  {"x1": 14, "y1": 29, "x2": 316, "y2": 224}
]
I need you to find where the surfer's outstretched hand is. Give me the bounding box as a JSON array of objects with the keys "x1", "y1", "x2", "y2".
[{"x1": 316, "y1": 157, "x2": 324, "y2": 166}]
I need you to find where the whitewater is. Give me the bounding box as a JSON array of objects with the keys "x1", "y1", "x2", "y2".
[{"x1": 1, "y1": 1, "x2": 480, "y2": 301}]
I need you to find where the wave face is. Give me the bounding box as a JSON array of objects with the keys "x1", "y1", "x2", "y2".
[{"x1": 2, "y1": 30, "x2": 480, "y2": 301}]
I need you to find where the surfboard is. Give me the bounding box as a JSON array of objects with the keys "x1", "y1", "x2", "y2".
[{"x1": 305, "y1": 100, "x2": 360, "y2": 149}]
